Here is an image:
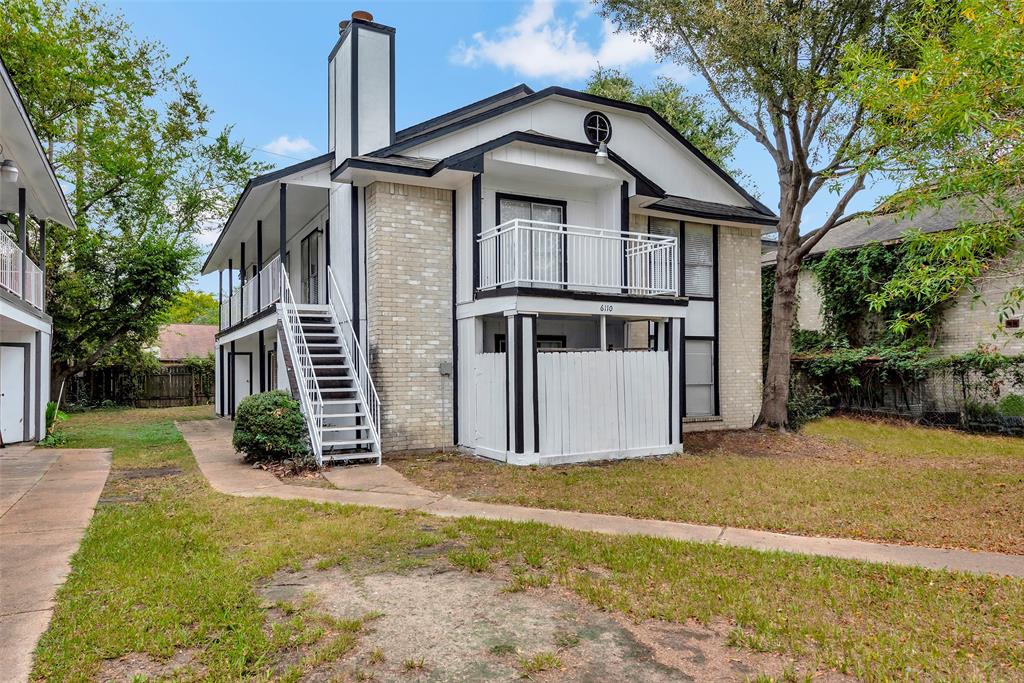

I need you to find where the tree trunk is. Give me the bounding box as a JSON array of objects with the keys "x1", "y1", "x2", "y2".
[{"x1": 759, "y1": 227, "x2": 802, "y2": 428}]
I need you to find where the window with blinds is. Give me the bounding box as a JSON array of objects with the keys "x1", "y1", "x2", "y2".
[
  {"x1": 684, "y1": 224, "x2": 714, "y2": 297},
  {"x1": 685, "y1": 339, "x2": 715, "y2": 416}
]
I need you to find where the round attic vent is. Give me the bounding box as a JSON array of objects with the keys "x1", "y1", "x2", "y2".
[{"x1": 583, "y1": 111, "x2": 612, "y2": 145}]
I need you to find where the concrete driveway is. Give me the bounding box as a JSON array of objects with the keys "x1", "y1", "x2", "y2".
[{"x1": 0, "y1": 446, "x2": 111, "y2": 682}]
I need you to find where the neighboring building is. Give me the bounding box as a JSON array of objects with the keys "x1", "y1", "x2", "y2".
[
  {"x1": 0, "y1": 58, "x2": 74, "y2": 445},
  {"x1": 204, "y1": 12, "x2": 777, "y2": 466},
  {"x1": 763, "y1": 200, "x2": 1023, "y2": 356},
  {"x1": 153, "y1": 324, "x2": 217, "y2": 366}
]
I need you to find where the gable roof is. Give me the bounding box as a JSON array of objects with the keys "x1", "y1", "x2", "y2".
[
  {"x1": 155, "y1": 324, "x2": 217, "y2": 361},
  {"x1": 394, "y1": 84, "x2": 535, "y2": 143},
  {"x1": 365, "y1": 85, "x2": 776, "y2": 220}
]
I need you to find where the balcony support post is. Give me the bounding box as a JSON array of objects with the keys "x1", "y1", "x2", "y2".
[
  {"x1": 256, "y1": 220, "x2": 263, "y2": 309},
  {"x1": 599, "y1": 315, "x2": 607, "y2": 351},
  {"x1": 218, "y1": 269, "x2": 223, "y2": 330},
  {"x1": 18, "y1": 187, "x2": 27, "y2": 300},
  {"x1": 279, "y1": 184, "x2": 287, "y2": 270},
  {"x1": 39, "y1": 219, "x2": 46, "y2": 313},
  {"x1": 240, "y1": 242, "x2": 246, "y2": 286},
  {"x1": 227, "y1": 258, "x2": 233, "y2": 327}
]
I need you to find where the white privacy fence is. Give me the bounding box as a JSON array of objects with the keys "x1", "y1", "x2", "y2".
[
  {"x1": 470, "y1": 349, "x2": 671, "y2": 460},
  {"x1": 469, "y1": 353, "x2": 508, "y2": 457},
  {"x1": 0, "y1": 229, "x2": 44, "y2": 310},
  {"x1": 537, "y1": 350, "x2": 669, "y2": 458},
  {"x1": 219, "y1": 255, "x2": 283, "y2": 330},
  {"x1": 478, "y1": 219, "x2": 677, "y2": 296}
]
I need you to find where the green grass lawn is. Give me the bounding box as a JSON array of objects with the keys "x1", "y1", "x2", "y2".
[
  {"x1": 34, "y1": 407, "x2": 1024, "y2": 681},
  {"x1": 392, "y1": 416, "x2": 1024, "y2": 554}
]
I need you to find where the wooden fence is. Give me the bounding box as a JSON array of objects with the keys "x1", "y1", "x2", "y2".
[{"x1": 63, "y1": 365, "x2": 214, "y2": 409}]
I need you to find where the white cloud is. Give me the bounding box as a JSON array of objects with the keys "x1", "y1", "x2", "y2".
[
  {"x1": 262, "y1": 135, "x2": 317, "y2": 158},
  {"x1": 654, "y1": 61, "x2": 692, "y2": 83},
  {"x1": 452, "y1": 0, "x2": 654, "y2": 81}
]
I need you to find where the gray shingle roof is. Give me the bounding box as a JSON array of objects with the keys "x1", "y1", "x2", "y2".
[
  {"x1": 761, "y1": 197, "x2": 999, "y2": 265},
  {"x1": 650, "y1": 195, "x2": 777, "y2": 225}
]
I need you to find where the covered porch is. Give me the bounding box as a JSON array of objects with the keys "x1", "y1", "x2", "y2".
[
  {"x1": 203, "y1": 153, "x2": 333, "y2": 334},
  {"x1": 457, "y1": 296, "x2": 686, "y2": 466}
]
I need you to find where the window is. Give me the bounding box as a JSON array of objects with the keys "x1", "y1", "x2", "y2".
[
  {"x1": 684, "y1": 224, "x2": 714, "y2": 298},
  {"x1": 685, "y1": 340, "x2": 715, "y2": 417},
  {"x1": 498, "y1": 195, "x2": 566, "y2": 286},
  {"x1": 583, "y1": 111, "x2": 612, "y2": 145}
]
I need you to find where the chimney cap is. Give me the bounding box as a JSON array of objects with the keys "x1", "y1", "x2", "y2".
[
  {"x1": 351, "y1": 10, "x2": 374, "y2": 22},
  {"x1": 338, "y1": 20, "x2": 350, "y2": 34}
]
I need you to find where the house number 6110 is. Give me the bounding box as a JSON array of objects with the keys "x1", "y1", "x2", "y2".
[{"x1": 600, "y1": 304, "x2": 614, "y2": 312}]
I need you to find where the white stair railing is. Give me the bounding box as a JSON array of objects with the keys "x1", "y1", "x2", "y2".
[
  {"x1": 280, "y1": 271, "x2": 324, "y2": 465},
  {"x1": 327, "y1": 266, "x2": 382, "y2": 464},
  {"x1": 0, "y1": 229, "x2": 23, "y2": 298}
]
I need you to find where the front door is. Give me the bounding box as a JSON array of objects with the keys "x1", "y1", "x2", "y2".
[
  {"x1": 300, "y1": 230, "x2": 320, "y2": 304},
  {"x1": 498, "y1": 196, "x2": 565, "y2": 287},
  {"x1": 0, "y1": 345, "x2": 27, "y2": 443},
  {"x1": 232, "y1": 353, "x2": 252, "y2": 413}
]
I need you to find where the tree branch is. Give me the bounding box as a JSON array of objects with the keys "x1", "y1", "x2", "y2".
[{"x1": 795, "y1": 172, "x2": 868, "y2": 260}]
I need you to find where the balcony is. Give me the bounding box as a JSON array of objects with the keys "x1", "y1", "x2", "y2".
[
  {"x1": 478, "y1": 219, "x2": 678, "y2": 297},
  {"x1": 0, "y1": 228, "x2": 44, "y2": 310},
  {"x1": 219, "y1": 255, "x2": 282, "y2": 330}
]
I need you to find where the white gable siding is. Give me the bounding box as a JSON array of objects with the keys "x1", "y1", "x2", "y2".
[{"x1": 404, "y1": 98, "x2": 749, "y2": 207}]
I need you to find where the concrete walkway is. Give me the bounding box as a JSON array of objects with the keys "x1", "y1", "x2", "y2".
[
  {"x1": 0, "y1": 446, "x2": 111, "y2": 682},
  {"x1": 178, "y1": 420, "x2": 1024, "y2": 579}
]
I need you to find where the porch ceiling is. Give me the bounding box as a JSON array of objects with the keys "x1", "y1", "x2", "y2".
[{"x1": 202, "y1": 154, "x2": 332, "y2": 274}]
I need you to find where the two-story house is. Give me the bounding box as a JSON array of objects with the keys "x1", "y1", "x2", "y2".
[
  {"x1": 1, "y1": 58, "x2": 72, "y2": 445},
  {"x1": 204, "y1": 11, "x2": 776, "y2": 466}
]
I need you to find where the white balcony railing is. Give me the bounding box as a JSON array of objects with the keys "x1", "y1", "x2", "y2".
[
  {"x1": 478, "y1": 219, "x2": 677, "y2": 296},
  {"x1": 0, "y1": 229, "x2": 44, "y2": 310},
  {"x1": 219, "y1": 255, "x2": 284, "y2": 330}
]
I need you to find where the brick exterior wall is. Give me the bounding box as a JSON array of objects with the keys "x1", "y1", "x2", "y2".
[
  {"x1": 794, "y1": 247, "x2": 1023, "y2": 355},
  {"x1": 364, "y1": 182, "x2": 454, "y2": 453},
  {"x1": 696, "y1": 225, "x2": 764, "y2": 431},
  {"x1": 934, "y1": 251, "x2": 1024, "y2": 356}
]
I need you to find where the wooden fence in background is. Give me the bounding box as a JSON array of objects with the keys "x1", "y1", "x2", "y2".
[{"x1": 63, "y1": 365, "x2": 214, "y2": 408}]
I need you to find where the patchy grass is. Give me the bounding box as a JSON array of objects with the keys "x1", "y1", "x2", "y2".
[
  {"x1": 34, "y1": 407, "x2": 1024, "y2": 682},
  {"x1": 517, "y1": 650, "x2": 562, "y2": 677},
  {"x1": 391, "y1": 416, "x2": 1024, "y2": 553}
]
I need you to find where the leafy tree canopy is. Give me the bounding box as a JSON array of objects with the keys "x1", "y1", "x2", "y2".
[
  {"x1": 0, "y1": 0, "x2": 270, "y2": 385},
  {"x1": 163, "y1": 290, "x2": 220, "y2": 326},
  {"x1": 841, "y1": 0, "x2": 1024, "y2": 334},
  {"x1": 585, "y1": 67, "x2": 740, "y2": 172}
]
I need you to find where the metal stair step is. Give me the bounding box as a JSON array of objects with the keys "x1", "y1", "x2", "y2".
[
  {"x1": 322, "y1": 437, "x2": 376, "y2": 448},
  {"x1": 322, "y1": 424, "x2": 368, "y2": 433}
]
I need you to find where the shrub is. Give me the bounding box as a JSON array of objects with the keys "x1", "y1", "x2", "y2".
[
  {"x1": 997, "y1": 394, "x2": 1024, "y2": 417},
  {"x1": 787, "y1": 379, "x2": 831, "y2": 431},
  {"x1": 963, "y1": 399, "x2": 999, "y2": 420},
  {"x1": 232, "y1": 390, "x2": 310, "y2": 464}
]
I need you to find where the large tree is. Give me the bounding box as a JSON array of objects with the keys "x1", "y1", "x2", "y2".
[
  {"x1": 0, "y1": 0, "x2": 269, "y2": 388},
  {"x1": 585, "y1": 67, "x2": 740, "y2": 171},
  {"x1": 599, "y1": 0, "x2": 916, "y2": 427}
]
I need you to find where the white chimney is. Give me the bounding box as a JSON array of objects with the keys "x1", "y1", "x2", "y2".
[{"x1": 328, "y1": 10, "x2": 395, "y2": 163}]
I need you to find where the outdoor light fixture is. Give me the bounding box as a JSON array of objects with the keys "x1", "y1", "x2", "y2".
[
  {"x1": 595, "y1": 141, "x2": 608, "y2": 165},
  {"x1": 0, "y1": 146, "x2": 18, "y2": 184}
]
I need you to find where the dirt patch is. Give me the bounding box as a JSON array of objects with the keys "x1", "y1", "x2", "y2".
[
  {"x1": 249, "y1": 461, "x2": 337, "y2": 489},
  {"x1": 258, "y1": 563, "x2": 853, "y2": 682},
  {"x1": 112, "y1": 465, "x2": 183, "y2": 479},
  {"x1": 97, "y1": 649, "x2": 202, "y2": 681}
]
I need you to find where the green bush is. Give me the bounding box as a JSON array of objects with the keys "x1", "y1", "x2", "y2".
[
  {"x1": 964, "y1": 399, "x2": 1000, "y2": 420},
  {"x1": 998, "y1": 394, "x2": 1024, "y2": 417},
  {"x1": 232, "y1": 390, "x2": 310, "y2": 464},
  {"x1": 787, "y1": 379, "x2": 831, "y2": 431}
]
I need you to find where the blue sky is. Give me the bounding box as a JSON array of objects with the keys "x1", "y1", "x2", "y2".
[{"x1": 110, "y1": 0, "x2": 893, "y2": 293}]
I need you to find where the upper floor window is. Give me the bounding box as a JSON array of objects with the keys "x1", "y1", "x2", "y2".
[
  {"x1": 684, "y1": 223, "x2": 714, "y2": 298},
  {"x1": 584, "y1": 111, "x2": 612, "y2": 145}
]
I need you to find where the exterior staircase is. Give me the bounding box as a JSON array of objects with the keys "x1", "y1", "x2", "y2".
[{"x1": 279, "y1": 269, "x2": 382, "y2": 467}]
